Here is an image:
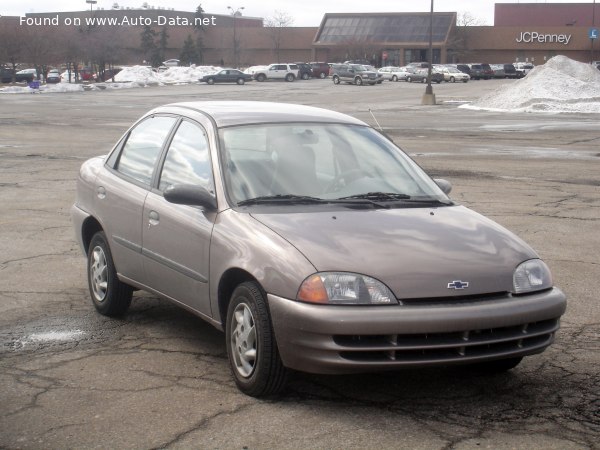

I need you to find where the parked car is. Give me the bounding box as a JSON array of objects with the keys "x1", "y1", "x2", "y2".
[
  {"x1": 200, "y1": 69, "x2": 253, "y2": 85},
  {"x1": 310, "y1": 62, "x2": 330, "y2": 78},
  {"x1": 15, "y1": 68, "x2": 37, "y2": 82},
  {"x1": 514, "y1": 62, "x2": 534, "y2": 78},
  {"x1": 377, "y1": 66, "x2": 410, "y2": 81},
  {"x1": 491, "y1": 64, "x2": 506, "y2": 78},
  {"x1": 71, "y1": 100, "x2": 567, "y2": 397},
  {"x1": 455, "y1": 64, "x2": 472, "y2": 76},
  {"x1": 253, "y1": 64, "x2": 299, "y2": 82},
  {"x1": 331, "y1": 64, "x2": 383, "y2": 85},
  {"x1": 162, "y1": 59, "x2": 180, "y2": 67},
  {"x1": 439, "y1": 66, "x2": 470, "y2": 83},
  {"x1": 79, "y1": 67, "x2": 95, "y2": 81},
  {"x1": 294, "y1": 62, "x2": 313, "y2": 80},
  {"x1": 0, "y1": 67, "x2": 15, "y2": 83},
  {"x1": 503, "y1": 63, "x2": 518, "y2": 79},
  {"x1": 406, "y1": 68, "x2": 443, "y2": 83},
  {"x1": 407, "y1": 62, "x2": 430, "y2": 69},
  {"x1": 343, "y1": 59, "x2": 371, "y2": 65},
  {"x1": 468, "y1": 63, "x2": 493, "y2": 80},
  {"x1": 46, "y1": 69, "x2": 61, "y2": 83}
]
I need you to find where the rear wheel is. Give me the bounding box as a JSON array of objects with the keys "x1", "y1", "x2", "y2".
[
  {"x1": 207, "y1": 78, "x2": 215, "y2": 85},
  {"x1": 285, "y1": 73, "x2": 295, "y2": 82},
  {"x1": 449, "y1": 76, "x2": 455, "y2": 83},
  {"x1": 332, "y1": 75, "x2": 340, "y2": 84},
  {"x1": 319, "y1": 72, "x2": 326, "y2": 79},
  {"x1": 256, "y1": 73, "x2": 266, "y2": 82},
  {"x1": 87, "y1": 231, "x2": 132, "y2": 316},
  {"x1": 226, "y1": 282, "x2": 288, "y2": 397},
  {"x1": 301, "y1": 72, "x2": 309, "y2": 80},
  {"x1": 406, "y1": 76, "x2": 412, "y2": 82},
  {"x1": 392, "y1": 75, "x2": 398, "y2": 82},
  {"x1": 355, "y1": 76, "x2": 363, "y2": 86}
]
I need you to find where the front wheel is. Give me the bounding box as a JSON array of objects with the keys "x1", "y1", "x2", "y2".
[
  {"x1": 236, "y1": 78, "x2": 245, "y2": 85},
  {"x1": 226, "y1": 282, "x2": 288, "y2": 397},
  {"x1": 87, "y1": 231, "x2": 132, "y2": 316},
  {"x1": 449, "y1": 76, "x2": 455, "y2": 83},
  {"x1": 319, "y1": 72, "x2": 326, "y2": 79},
  {"x1": 301, "y1": 72, "x2": 309, "y2": 80},
  {"x1": 354, "y1": 77, "x2": 363, "y2": 86},
  {"x1": 406, "y1": 76, "x2": 412, "y2": 82},
  {"x1": 206, "y1": 78, "x2": 215, "y2": 85},
  {"x1": 332, "y1": 75, "x2": 340, "y2": 84},
  {"x1": 256, "y1": 74, "x2": 266, "y2": 82},
  {"x1": 391, "y1": 75, "x2": 398, "y2": 82}
]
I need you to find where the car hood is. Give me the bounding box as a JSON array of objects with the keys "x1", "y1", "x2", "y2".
[{"x1": 251, "y1": 205, "x2": 537, "y2": 300}]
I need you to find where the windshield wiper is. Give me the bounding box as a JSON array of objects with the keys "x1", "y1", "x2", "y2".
[
  {"x1": 338, "y1": 192, "x2": 412, "y2": 201},
  {"x1": 237, "y1": 194, "x2": 326, "y2": 206}
]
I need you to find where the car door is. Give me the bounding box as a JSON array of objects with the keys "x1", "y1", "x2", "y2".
[
  {"x1": 141, "y1": 119, "x2": 216, "y2": 316},
  {"x1": 97, "y1": 115, "x2": 178, "y2": 284}
]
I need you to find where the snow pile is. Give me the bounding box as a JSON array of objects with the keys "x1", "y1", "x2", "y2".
[
  {"x1": 462, "y1": 55, "x2": 600, "y2": 113},
  {"x1": 0, "y1": 83, "x2": 85, "y2": 94},
  {"x1": 113, "y1": 65, "x2": 221, "y2": 86}
]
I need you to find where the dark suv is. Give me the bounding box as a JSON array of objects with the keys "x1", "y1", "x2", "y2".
[
  {"x1": 469, "y1": 63, "x2": 493, "y2": 80},
  {"x1": 331, "y1": 64, "x2": 383, "y2": 86},
  {"x1": 294, "y1": 62, "x2": 313, "y2": 80},
  {"x1": 310, "y1": 62, "x2": 330, "y2": 78}
]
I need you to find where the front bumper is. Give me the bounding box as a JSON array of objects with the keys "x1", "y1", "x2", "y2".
[{"x1": 268, "y1": 288, "x2": 566, "y2": 374}]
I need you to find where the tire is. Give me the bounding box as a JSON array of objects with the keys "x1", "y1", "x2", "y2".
[
  {"x1": 332, "y1": 75, "x2": 340, "y2": 84},
  {"x1": 87, "y1": 231, "x2": 132, "y2": 316},
  {"x1": 285, "y1": 73, "x2": 295, "y2": 82},
  {"x1": 319, "y1": 72, "x2": 326, "y2": 79},
  {"x1": 355, "y1": 77, "x2": 363, "y2": 86},
  {"x1": 256, "y1": 74, "x2": 266, "y2": 82},
  {"x1": 207, "y1": 78, "x2": 214, "y2": 85},
  {"x1": 463, "y1": 79, "x2": 468, "y2": 83},
  {"x1": 450, "y1": 76, "x2": 455, "y2": 83},
  {"x1": 301, "y1": 72, "x2": 309, "y2": 80},
  {"x1": 392, "y1": 75, "x2": 398, "y2": 82},
  {"x1": 406, "y1": 76, "x2": 412, "y2": 82},
  {"x1": 226, "y1": 281, "x2": 288, "y2": 397},
  {"x1": 236, "y1": 78, "x2": 245, "y2": 85},
  {"x1": 471, "y1": 357, "x2": 523, "y2": 373}
]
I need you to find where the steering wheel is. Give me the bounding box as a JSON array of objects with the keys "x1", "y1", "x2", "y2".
[{"x1": 325, "y1": 169, "x2": 365, "y2": 192}]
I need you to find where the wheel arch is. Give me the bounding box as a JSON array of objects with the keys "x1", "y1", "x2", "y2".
[
  {"x1": 217, "y1": 268, "x2": 262, "y2": 328},
  {"x1": 82, "y1": 216, "x2": 104, "y2": 256}
]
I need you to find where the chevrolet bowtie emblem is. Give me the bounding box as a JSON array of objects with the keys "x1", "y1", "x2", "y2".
[{"x1": 448, "y1": 280, "x2": 469, "y2": 290}]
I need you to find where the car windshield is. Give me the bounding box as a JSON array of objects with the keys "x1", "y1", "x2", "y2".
[{"x1": 219, "y1": 123, "x2": 450, "y2": 207}]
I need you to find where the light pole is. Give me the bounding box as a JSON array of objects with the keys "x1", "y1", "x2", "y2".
[
  {"x1": 227, "y1": 6, "x2": 245, "y2": 68},
  {"x1": 421, "y1": 0, "x2": 436, "y2": 105},
  {"x1": 86, "y1": 0, "x2": 97, "y2": 13},
  {"x1": 591, "y1": 0, "x2": 597, "y2": 64}
]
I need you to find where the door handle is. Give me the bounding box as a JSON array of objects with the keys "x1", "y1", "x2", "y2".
[{"x1": 148, "y1": 210, "x2": 160, "y2": 227}]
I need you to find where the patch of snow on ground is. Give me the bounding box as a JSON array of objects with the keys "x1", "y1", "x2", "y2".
[
  {"x1": 461, "y1": 55, "x2": 600, "y2": 113},
  {"x1": 0, "y1": 83, "x2": 85, "y2": 94}
]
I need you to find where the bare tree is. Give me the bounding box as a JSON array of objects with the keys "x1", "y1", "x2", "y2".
[
  {"x1": 264, "y1": 10, "x2": 294, "y2": 63},
  {"x1": 448, "y1": 12, "x2": 487, "y2": 63},
  {"x1": 0, "y1": 18, "x2": 27, "y2": 81}
]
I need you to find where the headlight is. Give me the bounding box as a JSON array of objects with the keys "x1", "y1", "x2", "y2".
[
  {"x1": 513, "y1": 259, "x2": 553, "y2": 294},
  {"x1": 297, "y1": 272, "x2": 398, "y2": 305}
]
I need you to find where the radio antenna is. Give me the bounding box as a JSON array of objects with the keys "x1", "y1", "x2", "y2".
[{"x1": 368, "y1": 108, "x2": 383, "y2": 132}]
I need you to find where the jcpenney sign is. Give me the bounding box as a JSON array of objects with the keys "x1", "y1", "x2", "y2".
[{"x1": 516, "y1": 31, "x2": 572, "y2": 45}]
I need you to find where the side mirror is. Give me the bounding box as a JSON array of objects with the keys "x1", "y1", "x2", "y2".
[
  {"x1": 434, "y1": 178, "x2": 452, "y2": 195},
  {"x1": 164, "y1": 184, "x2": 217, "y2": 210}
]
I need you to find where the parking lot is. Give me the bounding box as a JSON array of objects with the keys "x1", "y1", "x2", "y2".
[{"x1": 1, "y1": 78, "x2": 599, "y2": 449}]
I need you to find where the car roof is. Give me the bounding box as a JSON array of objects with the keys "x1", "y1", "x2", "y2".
[{"x1": 158, "y1": 101, "x2": 368, "y2": 128}]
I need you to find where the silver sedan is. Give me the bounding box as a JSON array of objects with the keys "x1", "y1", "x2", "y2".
[{"x1": 71, "y1": 101, "x2": 566, "y2": 397}]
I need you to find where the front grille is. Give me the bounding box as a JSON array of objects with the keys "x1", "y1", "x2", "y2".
[{"x1": 334, "y1": 318, "x2": 559, "y2": 363}]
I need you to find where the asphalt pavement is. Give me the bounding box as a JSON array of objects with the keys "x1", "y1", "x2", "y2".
[{"x1": 1, "y1": 78, "x2": 598, "y2": 449}]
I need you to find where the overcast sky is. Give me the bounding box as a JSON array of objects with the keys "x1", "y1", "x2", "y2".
[{"x1": 1, "y1": 0, "x2": 594, "y2": 26}]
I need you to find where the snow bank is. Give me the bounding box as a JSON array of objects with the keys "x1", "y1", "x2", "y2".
[
  {"x1": 461, "y1": 55, "x2": 600, "y2": 113},
  {"x1": 114, "y1": 65, "x2": 221, "y2": 85},
  {"x1": 0, "y1": 83, "x2": 85, "y2": 94}
]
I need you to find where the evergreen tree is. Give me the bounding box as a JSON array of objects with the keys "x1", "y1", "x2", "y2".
[
  {"x1": 140, "y1": 25, "x2": 158, "y2": 65},
  {"x1": 194, "y1": 4, "x2": 205, "y2": 63},
  {"x1": 179, "y1": 35, "x2": 199, "y2": 65}
]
